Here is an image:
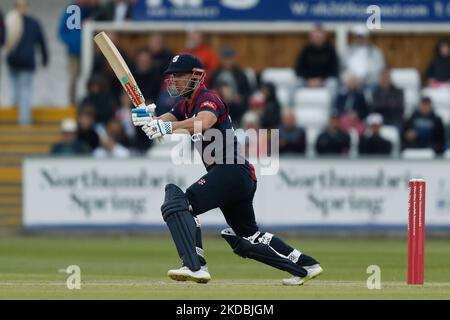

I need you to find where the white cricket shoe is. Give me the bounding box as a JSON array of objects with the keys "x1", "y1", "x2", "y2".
[
  {"x1": 282, "y1": 264, "x2": 323, "y2": 286},
  {"x1": 167, "y1": 265, "x2": 211, "y2": 284}
]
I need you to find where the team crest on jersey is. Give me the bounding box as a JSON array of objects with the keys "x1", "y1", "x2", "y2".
[
  {"x1": 200, "y1": 101, "x2": 217, "y2": 110},
  {"x1": 197, "y1": 178, "x2": 206, "y2": 186}
]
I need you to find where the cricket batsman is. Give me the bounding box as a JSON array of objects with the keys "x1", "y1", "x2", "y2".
[{"x1": 131, "y1": 53, "x2": 323, "y2": 286}]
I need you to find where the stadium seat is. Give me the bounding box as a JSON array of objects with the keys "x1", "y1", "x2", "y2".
[
  {"x1": 390, "y1": 68, "x2": 421, "y2": 92},
  {"x1": 305, "y1": 127, "x2": 321, "y2": 158},
  {"x1": 401, "y1": 148, "x2": 436, "y2": 159},
  {"x1": 292, "y1": 88, "x2": 331, "y2": 129},
  {"x1": 348, "y1": 128, "x2": 359, "y2": 158},
  {"x1": 403, "y1": 88, "x2": 420, "y2": 118},
  {"x1": 380, "y1": 125, "x2": 400, "y2": 157},
  {"x1": 261, "y1": 68, "x2": 298, "y2": 89},
  {"x1": 444, "y1": 149, "x2": 450, "y2": 159},
  {"x1": 421, "y1": 87, "x2": 450, "y2": 125},
  {"x1": 243, "y1": 67, "x2": 258, "y2": 92},
  {"x1": 276, "y1": 87, "x2": 292, "y2": 108}
]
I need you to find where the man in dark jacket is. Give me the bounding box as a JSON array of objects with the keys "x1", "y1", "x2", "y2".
[
  {"x1": 295, "y1": 25, "x2": 338, "y2": 88},
  {"x1": 7, "y1": 0, "x2": 48, "y2": 125},
  {"x1": 94, "y1": 0, "x2": 134, "y2": 22},
  {"x1": 279, "y1": 110, "x2": 306, "y2": 154},
  {"x1": 211, "y1": 47, "x2": 252, "y2": 125},
  {"x1": 371, "y1": 69, "x2": 404, "y2": 127},
  {"x1": 402, "y1": 97, "x2": 446, "y2": 154},
  {"x1": 316, "y1": 113, "x2": 351, "y2": 155}
]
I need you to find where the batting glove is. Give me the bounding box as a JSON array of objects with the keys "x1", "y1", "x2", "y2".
[
  {"x1": 131, "y1": 104, "x2": 156, "y2": 126},
  {"x1": 142, "y1": 119, "x2": 173, "y2": 140}
]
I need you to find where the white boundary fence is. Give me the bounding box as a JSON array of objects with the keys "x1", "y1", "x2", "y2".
[{"x1": 23, "y1": 157, "x2": 450, "y2": 230}]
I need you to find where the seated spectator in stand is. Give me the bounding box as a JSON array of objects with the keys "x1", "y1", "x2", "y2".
[
  {"x1": 295, "y1": 24, "x2": 338, "y2": 91},
  {"x1": 91, "y1": 32, "x2": 129, "y2": 105},
  {"x1": 279, "y1": 110, "x2": 306, "y2": 154},
  {"x1": 93, "y1": 119, "x2": 131, "y2": 158},
  {"x1": 249, "y1": 82, "x2": 281, "y2": 129},
  {"x1": 315, "y1": 113, "x2": 351, "y2": 155},
  {"x1": 211, "y1": 47, "x2": 251, "y2": 126},
  {"x1": 335, "y1": 73, "x2": 369, "y2": 135},
  {"x1": 80, "y1": 75, "x2": 115, "y2": 125},
  {"x1": 51, "y1": 119, "x2": 91, "y2": 155},
  {"x1": 341, "y1": 25, "x2": 385, "y2": 89},
  {"x1": 147, "y1": 33, "x2": 174, "y2": 76},
  {"x1": 426, "y1": 39, "x2": 450, "y2": 88},
  {"x1": 217, "y1": 83, "x2": 247, "y2": 127},
  {"x1": 132, "y1": 48, "x2": 161, "y2": 103},
  {"x1": 359, "y1": 113, "x2": 392, "y2": 156},
  {"x1": 77, "y1": 105, "x2": 100, "y2": 151},
  {"x1": 94, "y1": 0, "x2": 134, "y2": 22},
  {"x1": 371, "y1": 69, "x2": 404, "y2": 127},
  {"x1": 181, "y1": 30, "x2": 219, "y2": 81},
  {"x1": 402, "y1": 97, "x2": 446, "y2": 154}
]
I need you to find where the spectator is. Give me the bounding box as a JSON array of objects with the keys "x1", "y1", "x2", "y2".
[
  {"x1": 93, "y1": 119, "x2": 131, "y2": 158},
  {"x1": 147, "y1": 33, "x2": 174, "y2": 75},
  {"x1": 249, "y1": 82, "x2": 281, "y2": 129},
  {"x1": 81, "y1": 75, "x2": 115, "y2": 125},
  {"x1": 295, "y1": 25, "x2": 338, "y2": 91},
  {"x1": 59, "y1": 0, "x2": 99, "y2": 106},
  {"x1": 359, "y1": 113, "x2": 392, "y2": 156},
  {"x1": 371, "y1": 69, "x2": 404, "y2": 127},
  {"x1": 132, "y1": 48, "x2": 161, "y2": 103},
  {"x1": 77, "y1": 105, "x2": 100, "y2": 151},
  {"x1": 402, "y1": 97, "x2": 446, "y2": 154},
  {"x1": 211, "y1": 47, "x2": 251, "y2": 126},
  {"x1": 181, "y1": 30, "x2": 219, "y2": 78},
  {"x1": 341, "y1": 25, "x2": 385, "y2": 88},
  {"x1": 91, "y1": 32, "x2": 129, "y2": 105},
  {"x1": 279, "y1": 110, "x2": 306, "y2": 154},
  {"x1": 94, "y1": 0, "x2": 134, "y2": 22},
  {"x1": 335, "y1": 73, "x2": 369, "y2": 121},
  {"x1": 426, "y1": 39, "x2": 450, "y2": 88},
  {"x1": 6, "y1": 0, "x2": 48, "y2": 125},
  {"x1": 315, "y1": 113, "x2": 351, "y2": 155},
  {"x1": 51, "y1": 119, "x2": 91, "y2": 155}
]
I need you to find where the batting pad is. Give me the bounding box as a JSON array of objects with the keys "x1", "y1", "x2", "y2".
[
  {"x1": 161, "y1": 184, "x2": 201, "y2": 271},
  {"x1": 221, "y1": 228, "x2": 307, "y2": 277}
]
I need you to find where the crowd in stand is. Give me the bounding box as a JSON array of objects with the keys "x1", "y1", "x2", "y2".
[{"x1": 1, "y1": 0, "x2": 450, "y2": 158}]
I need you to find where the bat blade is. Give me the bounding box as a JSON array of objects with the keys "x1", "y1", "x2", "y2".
[{"x1": 94, "y1": 31, "x2": 163, "y2": 143}]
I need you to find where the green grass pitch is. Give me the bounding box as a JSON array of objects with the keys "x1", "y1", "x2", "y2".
[{"x1": 1, "y1": 235, "x2": 449, "y2": 299}]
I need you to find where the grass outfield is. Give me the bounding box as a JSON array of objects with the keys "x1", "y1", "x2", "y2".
[{"x1": 0, "y1": 235, "x2": 450, "y2": 299}]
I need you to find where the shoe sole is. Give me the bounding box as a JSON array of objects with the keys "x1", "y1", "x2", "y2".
[
  {"x1": 168, "y1": 273, "x2": 210, "y2": 284},
  {"x1": 282, "y1": 267, "x2": 324, "y2": 286}
]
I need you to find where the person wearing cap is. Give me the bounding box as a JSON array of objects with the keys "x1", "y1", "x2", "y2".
[
  {"x1": 358, "y1": 113, "x2": 392, "y2": 156},
  {"x1": 181, "y1": 30, "x2": 219, "y2": 79},
  {"x1": 402, "y1": 96, "x2": 446, "y2": 154},
  {"x1": 130, "y1": 53, "x2": 322, "y2": 286},
  {"x1": 210, "y1": 47, "x2": 251, "y2": 126},
  {"x1": 341, "y1": 24, "x2": 385, "y2": 88},
  {"x1": 50, "y1": 119, "x2": 91, "y2": 155}
]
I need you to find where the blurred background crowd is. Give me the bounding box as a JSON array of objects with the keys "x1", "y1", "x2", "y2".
[{"x1": 1, "y1": 0, "x2": 450, "y2": 159}]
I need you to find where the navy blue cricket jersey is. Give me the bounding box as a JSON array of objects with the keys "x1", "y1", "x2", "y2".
[{"x1": 169, "y1": 84, "x2": 256, "y2": 181}]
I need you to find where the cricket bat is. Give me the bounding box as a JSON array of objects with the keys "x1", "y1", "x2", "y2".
[{"x1": 94, "y1": 31, "x2": 163, "y2": 143}]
